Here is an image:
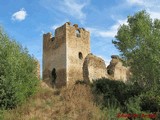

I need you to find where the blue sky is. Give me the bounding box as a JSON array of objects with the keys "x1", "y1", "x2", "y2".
[{"x1": 0, "y1": 0, "x2": 160, "y2": 75}]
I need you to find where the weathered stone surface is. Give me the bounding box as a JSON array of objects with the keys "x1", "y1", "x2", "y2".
[
  {"x1": 66, "y1": 23, "x2": 90, "y2": 85},
  {"x1": 107, "y1": 55, "x2": 130, "y2": 82},
  {"x1": 43, "y1": 24, "x2": 67, "y2": 88},
  {"x1": 43, "y1": 22, "x2": 90, "y2": 88},
  {"x1": 83, "y1": 53, "x2": 108, "y2": 82}
]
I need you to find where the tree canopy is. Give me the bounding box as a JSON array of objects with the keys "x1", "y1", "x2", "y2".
[
  {"x1": 113, "y1": 10, "x2": 160, "y2": 87},
  {"x1": 0, "y1": 27, "x2": 39, "y2": 109}
]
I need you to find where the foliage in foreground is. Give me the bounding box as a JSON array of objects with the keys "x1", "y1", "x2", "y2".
[
  {"x1": 91, "y1": 78, "x2": 160, "y2": 120},
  {"x1": 91, "y1": 78, "x2": 143, "y2": 109},
  {"x1": 0, "y1": 27, "x2": 39, "y2": 110},
  {"x1": 2, "y1": 78, "x2": 160, "y2": 120}
]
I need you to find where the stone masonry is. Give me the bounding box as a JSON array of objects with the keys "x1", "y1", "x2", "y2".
[
  {"x1": 107, "y1": 55, "x2": 130, "y2": 82},
  {"x1": 43, "y1": 22, "x2": 130, "y2": 88},
  {"x1": 83, "y1": 53, "x2": 108, "y2": 82}
]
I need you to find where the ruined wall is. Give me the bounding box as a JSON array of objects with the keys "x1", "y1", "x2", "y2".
[
  {"x1": 43, "y1": 24, "x2": 67, "y2": 88},
  {"x1": 83, "y1": 54, "x2": 108, "y2": 82},
  {"x1": 66, "y1": 23, "x2": 90, "y2": 85},
  {"x1": 107, "y1": 55, "x2": 130, "y2": 82}
]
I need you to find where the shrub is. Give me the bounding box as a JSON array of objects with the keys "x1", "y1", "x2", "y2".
[
  {"x1": 125, "y1": 97, "x2": 143, "y2": 114},
  {"x1": 125, "y1": 96, "x2": 152, "y2": 120},
  {"x1": 101, "y1": 101, "x2": 122, "y2": 120},
  {"x1": 139, "y1": 90, "x2": 160, "y2": 113},
  {"x1": 0, "y1": 27, "x2": 39, "y2": 109},
  {"x1": 91, "y1": 78, "x2": 144, "y2": 112}
]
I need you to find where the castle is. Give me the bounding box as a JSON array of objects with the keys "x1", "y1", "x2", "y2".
[{"x1": 43, "y1": 22, "x2": 130, "y2": 88}]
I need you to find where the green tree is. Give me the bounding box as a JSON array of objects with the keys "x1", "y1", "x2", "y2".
[
  {"x1": 113, "y1": 10, "x2": 160, "y2": 88},
  {"x1": 0, "y1": 27, "x2": 39, "y2": 109}
]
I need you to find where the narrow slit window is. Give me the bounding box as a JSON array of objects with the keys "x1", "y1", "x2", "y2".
[{"x1": 79, "y1": 52, "x2": 83, "y2": 59}]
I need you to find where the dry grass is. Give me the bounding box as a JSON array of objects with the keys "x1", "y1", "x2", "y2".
[
  {"x1": 55, "y1": 84, "x2": 101, "y2": 120},
  {"x1": 2, "y1": 82, "x2": 105, "y2": 120}
]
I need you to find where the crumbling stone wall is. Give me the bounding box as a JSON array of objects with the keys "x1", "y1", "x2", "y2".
[
  {"x1": 107, "y1": 55, "x2": 130, "y2": 82},
  {"x1": 83, "y1": 54, "x2": 108, "y2": 82}
]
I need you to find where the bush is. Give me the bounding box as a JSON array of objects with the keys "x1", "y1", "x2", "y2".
[
  {"x1": 125, "y1": 97, "x2": 143, "y2": 114},
  {"x1": 91, "y1": 78, "x2": 143, "y2": 108},
  {"x1": 0, "y1": 27, "x2": 39, "y2": 109},
  {"x1": 91, "y1": 78, "x2": 160, "y2": 119},
  {"x1": 139, "y1": 90, "x2": 160, "y2": 113},
  {"x1": 125, "y1": 96, "x2": 152, "y2": 120},
  {"x1": 101, "y1": 101, "x2": 123, "y2": 120},
  {"x1": 91, "y1": 78, "x2": 145, "y2": 116},
  {"x1": 125, "y1": 93, "x2": 160, "y2": 120}
]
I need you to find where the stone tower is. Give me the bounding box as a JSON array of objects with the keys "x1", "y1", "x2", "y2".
[{"x1": 43, "y1": 22, "x2": 90, "y2": 88}]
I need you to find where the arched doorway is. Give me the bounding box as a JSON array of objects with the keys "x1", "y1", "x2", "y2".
[{"x1": 51, "y1": 68, "x2": 57, "y2": 86}]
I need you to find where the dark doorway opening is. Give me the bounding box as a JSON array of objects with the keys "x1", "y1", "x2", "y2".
[{"x1": 51, "y1": 68, "x2": 57, "y2": 85}]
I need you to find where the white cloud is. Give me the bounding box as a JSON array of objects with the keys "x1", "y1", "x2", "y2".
[
  {"x1": 126, "y1": 0, "x2": 157, "y2": 8},
  {"x1": 127, "y1": 0, "x2": 146, "y2": 6},
  {"x1": 12, "y1": 8, "x2": 27, "y2": 21},
  {"x1": 51, "y1": 25, "x2": 59, "y2": 31},
  {"x1": 126, "y1": 0, "x2": 160, "y2": 20},
  {"x1": 51, "y1": 19, "x2": 69, "y2": 32},
  {"x1": 40, "y1": 0, "x2": 89, "y2": 22},
  {"x1": 86, "y1": 19, "x2": 127, "y2": 38},
  {"x1": 60, "y1": 0, "x2": 87, "y2": 21},
  {"x1": 148, "y1": 11, "x2": 160, "y2": 20}
]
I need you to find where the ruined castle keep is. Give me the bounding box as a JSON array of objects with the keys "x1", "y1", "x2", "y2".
[{"x1": 43, "y1": 22, "x2": 129, "y2": 88}]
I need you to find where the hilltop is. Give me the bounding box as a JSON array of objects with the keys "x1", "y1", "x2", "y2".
[{"x1": 2, "y1": 82, "x2": 105, "y2": 120}]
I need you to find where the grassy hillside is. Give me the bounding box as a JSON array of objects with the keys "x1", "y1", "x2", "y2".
[
  {"x1": 2, "y1": 78, "x2": 160, "y2": 120},
  {"x1": 2, "y1": 82, "x2": 106, "y2": 120}
]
